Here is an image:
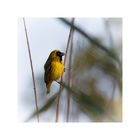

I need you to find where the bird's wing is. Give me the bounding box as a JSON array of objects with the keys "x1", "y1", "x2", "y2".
[{"x1": 44, "y1": 59, "x2": 52, "y2": 83}]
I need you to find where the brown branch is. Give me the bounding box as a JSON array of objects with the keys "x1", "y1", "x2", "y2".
[
  {"x1": 23, "y1": 18, "x2": 39, "y2": 122},
  {"x1": 55, "y1": 18, "x2": 75, "y2": 122}
]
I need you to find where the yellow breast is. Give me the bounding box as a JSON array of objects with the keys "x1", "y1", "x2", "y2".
[{"x1": 51, "y1": 61, "x2": 64, "y2": 80}]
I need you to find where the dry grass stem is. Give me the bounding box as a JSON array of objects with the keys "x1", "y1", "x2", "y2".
[
  {"x1": 23, "y1": 18, "x2": 39, "y2": 122},
  {"x1": 55, "y1": 18, "x2": 75, "y2": 122}
]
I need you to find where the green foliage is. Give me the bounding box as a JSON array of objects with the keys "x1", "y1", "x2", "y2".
[
  {"x1": 70, "y1": 43, "x2": 122, "y2": 121},
  {"x1": 73, "y1": 45, "x2": 122, "y2": 92}
]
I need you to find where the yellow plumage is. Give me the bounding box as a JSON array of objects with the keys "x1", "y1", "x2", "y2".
[{"x1": 44, "y1": 50, "x2": 64, "y2": 94}]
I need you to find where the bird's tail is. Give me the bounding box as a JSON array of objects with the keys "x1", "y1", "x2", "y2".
[{"x1": 46, "y1": 81, "x2": 52, "y2": 94}]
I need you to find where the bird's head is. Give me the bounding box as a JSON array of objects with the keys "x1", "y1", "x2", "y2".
[{"x1": 49, "y1": 50, "x2": 65, "y2": 61}]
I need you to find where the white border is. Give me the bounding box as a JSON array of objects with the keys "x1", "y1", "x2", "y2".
[{"x1": 0, "y1": 0, "x2": 140, "y2": 140}]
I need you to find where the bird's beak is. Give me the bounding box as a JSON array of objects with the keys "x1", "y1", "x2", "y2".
[{"x1": 60, "y1": 52, "x2": 65, "y2": 56}]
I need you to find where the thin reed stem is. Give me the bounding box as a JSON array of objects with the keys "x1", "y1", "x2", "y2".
[
  {"x1": 23, "y1": 18, "x2": 39, "y2": 122},
  {"x1": 66, "y1": 20, "x2": 74, "y2": 122},
  {"x1": 55, "y1": 18, "x2": 75, "y2": 122},
  {"x1": 106, "y1": 80, "x2": 116, "y2": 109},
  {"x1": 103, "y1": 18, "x2": 114, "y2": 48},
  {"x1": 55, "y1": 77, "x2": 63, "y2": 122}
]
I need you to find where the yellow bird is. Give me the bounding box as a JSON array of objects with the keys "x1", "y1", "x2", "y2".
[{"x1": 44, "y1": 50, "x2": 65, "y2": 94}]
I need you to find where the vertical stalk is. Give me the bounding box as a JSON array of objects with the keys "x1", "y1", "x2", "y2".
[
  {"x1": 23, "y1": 18, "x2": 39, "y2": 122},
  {"x1": 55, "y1": 18, "x2": 75, "y2": 122},
  {"x1": 66, "y1": 23, "x2": 74, "y2": 122},
  {"x1": 103, "y1": 18, "x2": 114, "y2": 48}
]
